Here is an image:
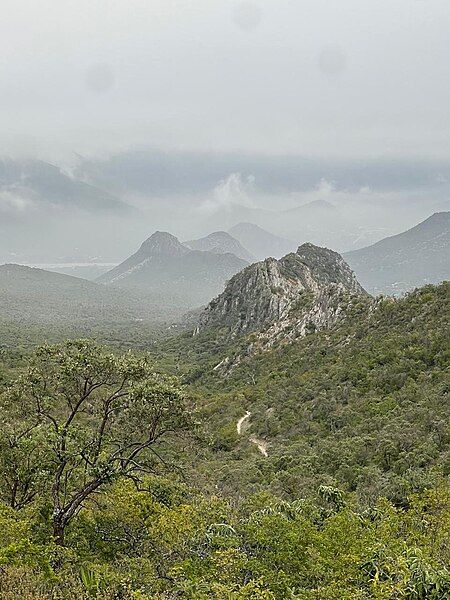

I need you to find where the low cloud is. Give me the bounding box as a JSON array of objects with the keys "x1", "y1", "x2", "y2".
[
  {"x1": 199, "y1": 173, "x2": 256, "y2": 214},
  {"x1": 0, "y1": 189, "x2": 36, "y2": 214}
]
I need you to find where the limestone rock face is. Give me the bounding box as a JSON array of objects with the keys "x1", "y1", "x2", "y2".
[{"x1": 196, "y1": 243, "x2": 370, "y2": 370}]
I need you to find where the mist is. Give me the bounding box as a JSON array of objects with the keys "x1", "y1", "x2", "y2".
[
  {"x1": 1, "y1": 151, "x2": 449, "y2": 271},
  {"x1": 1, "y1": 0, "x2": 450, "y2": 159},
  {"x1": 1, "y1": 0, "x2": 450, "y2": 270}
]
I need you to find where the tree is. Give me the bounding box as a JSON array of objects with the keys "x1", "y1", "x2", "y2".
[{"x1": 0, "y1": 340, "x2": 192, "y2": 546}]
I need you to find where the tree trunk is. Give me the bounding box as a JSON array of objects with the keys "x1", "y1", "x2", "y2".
[{"x1": 53, "y1": 517, "x2": 66, "y2": 546}]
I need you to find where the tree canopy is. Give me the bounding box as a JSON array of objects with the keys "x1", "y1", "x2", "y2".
[{"x1": 0, "y1": 340, "x2": 191, "y2": 545}]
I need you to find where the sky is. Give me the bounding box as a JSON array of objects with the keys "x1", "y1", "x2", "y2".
[{"x1": 2, "y1": 0, "x2": 450, "y2": 160}]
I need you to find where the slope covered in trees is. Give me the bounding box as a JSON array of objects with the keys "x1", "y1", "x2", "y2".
[
  {"x1": 183, "y1": 283, "x2": 450, "y2": 506},
  {"x1": 0, "y1": 283, "x2": 448, "y2": 598}
]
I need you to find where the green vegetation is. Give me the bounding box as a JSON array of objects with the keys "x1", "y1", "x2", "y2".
[
  {"x1": 0, "y1": 284, "x2": 448, "y2": 598},
  {"x1": 184, "y1": 284, "x2": 449, "y2": 505}
]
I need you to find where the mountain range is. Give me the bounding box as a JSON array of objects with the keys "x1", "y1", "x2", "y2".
[
  {"x1": 0, "y1": 210, "x2": 447, "y2": 329},
  {"x1": 2, "y1": 155, "x2": 449, "y2": 267},
  {"x1": 98, "y1": 231, "x2": 249, "y2": 308}
]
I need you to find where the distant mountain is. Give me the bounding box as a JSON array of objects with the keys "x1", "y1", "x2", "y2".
[
  {"x1": 344, "y1": 212, "x2": 450, "y2": 296},
  {"x1": 283, "y1": 198, "x2": 337, "y2": 218},
  {"x1": 199, "y1": 203, "x2": 274, "y2": 235},
  {"x1": 184, "y1": 231, "x2": 255, "y2": 262},
  {"x1": 0, "y1": 159, "x2": 131, "y2": 214},
  {"x1": 0, "y1": 159, "x2": 137, "y2": 264},
  {"x1": 0, "y1": 264, "x2": 169, "y2": 324},
  {"x1": 228, "y1": 223, "x2": 295, "y2": 259},
  {"x1": 98, "y1": 231, "x2": 249, "y2": 308},
  {"x1": 225, "y1": 202, "x2": 369, "y2": 254},
  {"x1": 271, "y1": 199, "x2": 355, "y2": 250},
  {"x1": 197, "y1": 243, "x2": 369, "y2": 371}
]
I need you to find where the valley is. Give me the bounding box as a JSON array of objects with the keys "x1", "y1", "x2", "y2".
[{"x1": 0, "y1": 248, "x2": 448, "y2": 597}]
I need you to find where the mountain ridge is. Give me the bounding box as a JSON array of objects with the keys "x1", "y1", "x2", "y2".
[
  {"x1": 0, "y1": 263, "x2": 169, "y2": 324},
  {"x1": 184, "y1": 231, "x2": 255, "y2": 262},
  {"x1": 228, "y1": 222, "x2": 295, "y2": 259},
  {"x1": 344, "y1": 211, "x2": 450, "y2": 295}
]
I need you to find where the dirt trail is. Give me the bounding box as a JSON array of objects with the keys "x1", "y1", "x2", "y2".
[
  {"x1": 236, "y1": 411, "x2": 251, "y2": 434},
  {"x1": 249, "y1": 437, "x2": 268, "y2": 457},
  {"x1": 236, "y1": 411, "x2": 268, "y2": 457}
]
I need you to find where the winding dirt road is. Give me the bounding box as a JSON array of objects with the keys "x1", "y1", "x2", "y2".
[
  {"x1": 249, "y1": 437, "x2": 268, "y2": 457},
  {"x1": 237, "y1": 411, "x2": 251, "y2": 434},
  {"x1": 236, "y1": 411, "x2": 268, "y2": 457}
]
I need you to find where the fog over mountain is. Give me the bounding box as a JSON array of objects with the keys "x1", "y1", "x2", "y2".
[
  {"x1": 1, "y1": 153, "x2": 450, "y2": 267},
  {"x1": 1, "y1": 0, "x2": 450, "y2": 276}
]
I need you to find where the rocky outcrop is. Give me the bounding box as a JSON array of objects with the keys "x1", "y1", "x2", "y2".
[{"x1": 196, "y1": 243, "x2": 371, "y2": 372}]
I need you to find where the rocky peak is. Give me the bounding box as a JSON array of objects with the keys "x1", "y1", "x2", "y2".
[
  {"x1": 196, "y1": 243, "x2": 370, "y2": 370},
  {"x1": 139, "y1": 231, "x2": 189, "y2": 257},
  {"x1": 291, "y1": 243, "x2": 364, "y2": 292}
]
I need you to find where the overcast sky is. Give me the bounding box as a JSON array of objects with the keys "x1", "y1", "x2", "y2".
[{"x1": 1, "y1": 0, "x2": 450, "y2": 160}]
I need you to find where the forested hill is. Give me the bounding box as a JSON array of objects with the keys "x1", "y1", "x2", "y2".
[{"x1": 160, "y1": 282, "x2": 449, "y2": 505}]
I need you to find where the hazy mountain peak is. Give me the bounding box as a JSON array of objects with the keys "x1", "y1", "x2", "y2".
[
  {"x1": 140, "y1": 231, "x2": 189, "y2": 257},
  {"x1": 228, "y1": 222, "x2": 295, "y2": 259},
  {"x1": 285, "y1": 198, "x2": 336, "y2": 215},
  {"x1": 344, "y1": 211, "x2": 450, "y2": 295},
  {"x1": 98, "y1": 231, "x2": 248, "y2": 309},
  {"x1": 185, "y1": 230, "x2": 255, "y2": 262}
]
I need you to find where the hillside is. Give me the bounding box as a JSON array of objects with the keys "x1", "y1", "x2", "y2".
[
  {"x1": 0, "y1": 279, "x2": 448, "y2": 598},
  {"x1": 99, "y1": 231, "x2": 249, "y2": 308},
  {"x1": 184, "y1": 231, "x2": 255, "y2": 262},
  {"x1": 0, "y1": 158, "x2": 131, "y2": 214},
  {"x1": 344, "y1": 211, "x2": 450, "y2": 295},
  {"x1": 0, "y1": 263, "x2": 170, "y2": 324},
  {"x1": 0, "y1": 158, "x2": 140, "y2": 266},
  {"x1": 159, "y1": 282, "x2": 450, "y2": 506}
]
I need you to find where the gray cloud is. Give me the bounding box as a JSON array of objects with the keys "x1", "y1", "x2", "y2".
[
  {"x1": 0, "y1": 0, "x2": 449, "y2": 159},
  {"x1": 85, "y1": 63, "x2": 115, "y2": 94},
  {"x1": 318, "y1": 45, "x2": 347, "y2": 76}
]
